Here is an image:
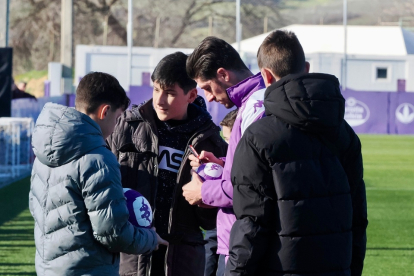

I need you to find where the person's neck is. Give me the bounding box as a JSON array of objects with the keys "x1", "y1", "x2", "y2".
[
  {"x1": 233, "y1": 70, "x2": 254, "y2": 84},
  {"x1": 164, "y1": 113, "x2": 189, "y2": 127},
  {"x1": 76, "y1": 108, "x2": 97, "y2": 122}
]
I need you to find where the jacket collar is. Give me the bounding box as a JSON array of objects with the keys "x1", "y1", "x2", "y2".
[
  {"x1": 126, "y1": 99, "x2": 218, "y2": 137},
  {"x1": 125, "y1": 100, "x2": 153, "y2": 121},
  {"x1": 226, "y1": 72, "x2": 265, "y2": 108}
]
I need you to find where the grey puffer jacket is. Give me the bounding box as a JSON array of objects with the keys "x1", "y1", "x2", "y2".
[{"x1": 29, "y1": 103, "x2": 158, "y2": 276}]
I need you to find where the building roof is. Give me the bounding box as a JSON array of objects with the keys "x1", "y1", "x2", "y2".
[{"x1": 233, "y1": 24, "x2": 414, "y2": 56}]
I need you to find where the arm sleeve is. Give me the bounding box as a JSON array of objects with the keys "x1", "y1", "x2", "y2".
[
  {"x1": 196, "y1": 135, "x2": 228, "y2": 229},
  {"x1": 199, "y1": 132, "x2": 233, "y2": 208},
  {"x1": 201, "y1": 142, "x2": 233, "y2": 208},
  {"x1": 81, "y1": 156, "x2": 158, "y2": 255},
  {"x1": 338, "y1": 122, "x2": 368, "y2": 276},
  {"x1": 201, "y1": 178, "x2": 233, "y2": 208},
  {"x1": 226, "y1": 133, "x2": 276, "y2": 276}
]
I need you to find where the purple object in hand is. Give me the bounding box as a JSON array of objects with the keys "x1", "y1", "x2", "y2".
[
  {"x1": 196, "y1": 162, "x2": 224, "y2": 182},
  {"x1": 123, "y1": 188, "x2": 152, "y2": 228}
]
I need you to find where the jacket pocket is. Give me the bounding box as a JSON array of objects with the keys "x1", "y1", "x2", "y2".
[{"x1": 118, "y1": 150, "x2": 153, "y2": 200}]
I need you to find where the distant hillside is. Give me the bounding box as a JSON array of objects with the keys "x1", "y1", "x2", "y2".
[{"x1": 280, "y1": 0, "x2": 414, "y2": 29}]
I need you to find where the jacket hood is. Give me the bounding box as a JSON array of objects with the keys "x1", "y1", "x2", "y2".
[
  {"x1": 264, "y1": 73, "x2": 345, "y2": 135},
  {"x1": 32, "y1": 103, "x2": 107, "y2": 167},
  {"x1": 227, "y1": 73, "x2": 265, "y2": 108}
]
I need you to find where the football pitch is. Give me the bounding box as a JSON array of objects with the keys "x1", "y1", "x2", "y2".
[{"x1": 0, "y1": 135, "x2": 413, "y2": 275}]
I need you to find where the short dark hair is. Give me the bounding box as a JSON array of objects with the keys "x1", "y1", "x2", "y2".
[
  {"x1": 151, "y1": 52, "x2": 196, "y2": 94},
  {"x1": 75, "y1": 72, "x2": 130, "y2": 113},
  {"x1": 220, "y1": 109, "x2": 238, "y2": 131},
  {"x1": 257, "y1": 30, "x2": 306, "y2": 78},
  {"x1": 186, "y1": 36, "x2": 249, "y2": 81}
]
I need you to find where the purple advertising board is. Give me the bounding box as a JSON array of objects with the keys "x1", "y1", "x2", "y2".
[
  {"x1": 142, "y1": 72, "x2": 151, "y2": 86},
  {"x1": 14, "y1": 85, "x2": 412, "y2": 135},
  {"x1": 12, "y1": 95, "x2": 69, "y2": 121},
  {"x1": 389, "y1": 92, "x2": 414, "y2": 134},
  {"x1": 342, "y1": 89, "x2": 390, "y2": 134},
  {"x1": 127, "y1": 86, "x2": 414, "y2": 134},
  {"x1": 67, "y1": 94, "x2": 76, "y2": 107},
  {"x1": 128, "y1": 85, "x2": 153, "y2": 107},
  {"x1": 44, "y1": 80, "x2": 51, "y2": 97},
  {"x1": 397, "y1": 79, "x2": 406, "y2": 93}
]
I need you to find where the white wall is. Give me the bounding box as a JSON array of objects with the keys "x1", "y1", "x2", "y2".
[
  {"x1": 240, "y1": 51, "x2": 414, "y2": 92},
  {"x1": 75, "y1": 45, "x2": 193, "y2": 90},
  {"x1": 48, "y1": 62, "x2": 62, "y2": 96},
  {"x1": 306, "y1": 53, "x2": 342, "y2": 80},
  {"x1": 406, "y1": 56, "x2": 414, "y2": 92},
  {"x1": 347, "y1": 58, "x2": 406, "y2": 91},
  {"x1": 76, "y1": 45, "x2": 414, "y2": 93}
]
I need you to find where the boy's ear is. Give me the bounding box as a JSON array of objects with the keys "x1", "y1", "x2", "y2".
[
  {"x1": 97, "y1": 104, "x2": 111, "y2": 120},
  {"x1": 187, "y1": 88, "x2": 198, "y2": 103},
  {"x1": 260, "y1": 68, "x2": 276, "y2": 87},
  {"x1": 305, "y1": 61, "x2": 310, "y2": 73}
]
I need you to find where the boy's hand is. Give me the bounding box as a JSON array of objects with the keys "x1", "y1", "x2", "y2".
[
  {"x1": 182, "y1": 171, "x2": 203, "y2": 205},
  {"x1": 188, "y1": 151, "x2": 224, "y2": 169},
  {"x1": 188, "y1": 154, "x2": 202, "y2": 170},
  {"x1": 151, "y1": 227, "x2": 169, "y2": 251}
]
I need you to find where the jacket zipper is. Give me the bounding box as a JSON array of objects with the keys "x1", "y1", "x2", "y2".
[
  {"x1": 146, "y1": 121, "x2": 159, "y2": 214},
  {"x1": 167, "y1": 123, "x2": 219, "y2": 234},
  {"x1": 136, "y1": 102, "x2": 222, "y2": 272}
]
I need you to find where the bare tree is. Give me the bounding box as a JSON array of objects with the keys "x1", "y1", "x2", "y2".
[
  {"x1": 129, "y1": 0, "x2": 286, "y2": 48},
  {"x1": 10, "y1": 0, "x2": 61, "y2": 73},
  {"x1": 7, "y1": 0, "x2": 291, "y2": 74},
  {"x1": 10, "y1": 0, "x2": 129, "y2": 74},
  {"x1": 75, "y1": 0, "x2": 127, "y2": 45}
]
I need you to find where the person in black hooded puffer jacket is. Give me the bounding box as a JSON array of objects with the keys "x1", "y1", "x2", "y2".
[
  {"x1": 108, "y1": 52, "x2": 228, "y2": 276},
  {"x1": 226, "y1": 30, "x2": 368, "y2": 276}
]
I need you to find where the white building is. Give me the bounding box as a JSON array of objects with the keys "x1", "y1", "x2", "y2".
[
  {"x1": 75, "y1": 45, "x2": 193, "y2": 90},
  {"x1": 233, "y1": 24, "x2": 414, "y2": 92}
]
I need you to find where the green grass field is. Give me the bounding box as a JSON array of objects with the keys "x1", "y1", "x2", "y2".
[
  {"x1": 0, "y1": 177, "x2": 36, "y2": 276},
  {"x1": 0, "y1": 135, "x2": 413, "y2": 275},
  {"x1": 359, "y1": 135, "x2": 414, "y2": 276}
]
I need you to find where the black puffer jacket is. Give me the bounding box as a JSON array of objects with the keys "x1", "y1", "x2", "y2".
[
  {"x1": 227, "y1": 73, "x2": 368, "y2": 276},
  {"x1": 107, "y1": 99, "x2": 228, "y2": 276}
]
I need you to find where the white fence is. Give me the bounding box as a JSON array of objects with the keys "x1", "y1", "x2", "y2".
[{"x1": 0, "y1": 118, "x2": 34, "y2": 188}]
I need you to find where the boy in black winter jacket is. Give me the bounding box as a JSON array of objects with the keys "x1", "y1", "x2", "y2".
[
  {"x1": 226, "y1": 30, "x2": 368, "y2": 276},
  {"x1": 107, "y1": 52, "x2": 228, "y2": 276}
]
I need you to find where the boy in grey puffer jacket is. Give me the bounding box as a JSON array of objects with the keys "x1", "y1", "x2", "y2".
[{"x1": 29, "y1": 72, "x2": 167, "y2": 276}]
